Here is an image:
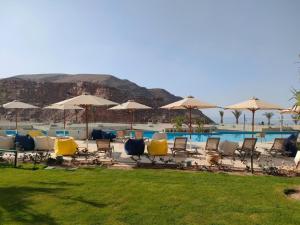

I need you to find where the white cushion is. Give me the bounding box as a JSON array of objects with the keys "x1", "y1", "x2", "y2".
[
  {"x1": 0, "y1": 136, "x2": 15, "y2": 149},
  {"x1": 295, "y1": 151, "x2": 300, "y2": 169},
  {"x1": 34, "y1": 136, "x2": 55, "y2": 150}
]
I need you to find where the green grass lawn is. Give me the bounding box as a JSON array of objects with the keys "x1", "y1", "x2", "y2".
[{"x1": 0, "y1": 167, "x2": 300, "y2": 225}]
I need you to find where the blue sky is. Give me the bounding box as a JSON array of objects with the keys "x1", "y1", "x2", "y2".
[{"x1": 0, "y1": 0, "x2": 299, "y2": 121}]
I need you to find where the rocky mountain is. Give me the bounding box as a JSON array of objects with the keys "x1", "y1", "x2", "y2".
[{"x1": 0, "y1": 74, "x2": 213, "y2": 124}]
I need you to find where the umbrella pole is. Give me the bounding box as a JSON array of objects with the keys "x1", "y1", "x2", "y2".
[
  {"x1": 85, "y1": 105, "x2": 89, "y2": 150},
  {"x1": 15, "y1": 109, "x2": 18, "y2": 131},
  {"x1": 63, "y1": 109, "x2": 66, "y2": 130},
  {"x1": 130, "y1": 110, "x2": 134, "y2": 131},
  {"x1": 251, "y1": 109, "x2": 255, "y2": 174},
  {"x1": 189, "y1": 108, "x2": 192, "y2": 139}
]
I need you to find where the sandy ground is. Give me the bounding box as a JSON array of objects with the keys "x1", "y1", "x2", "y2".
[{"x1": 70, "y1": 140, "x2": 297, "y2": 171}]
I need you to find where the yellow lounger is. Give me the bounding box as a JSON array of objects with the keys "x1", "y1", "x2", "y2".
[
  {"x1": 147, "y1": 139, "x2": 168, "y2": 156},
  {"x1": 54, "y1": 138, "x2": 78, "y2": 156}
]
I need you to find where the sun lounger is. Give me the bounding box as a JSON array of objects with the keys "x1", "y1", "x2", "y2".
[
  {"x1": 152, "y1": 132, "x2": 167, "y2": 140},
  {"x1": 95, "y1": 139, "x2": 113, "y2": 158},
  {"x1": 237, "y1": 138, "x2": 259, "y2": 160},
  {"x1": 125, "y1": 138, "x2": 145, "y2": 161},
  {"x1": 147, "y1": 139, "x2": 169, "y2": 163},
  {"x1": 115, "y1": 130, "x2": 129, "y2": 143},
  {"x1": 265, "y1": 138, "x2": 289, "y2": 157},
  {"x1": 170, "y1": 137, "x2": 188, "y2": 156},
  {"x1": 134, "y1": 130, "x2": 149, "y2": 142}
]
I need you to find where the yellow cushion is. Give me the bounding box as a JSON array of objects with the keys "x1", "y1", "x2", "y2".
[
  {"x1": 28, "y1": 130, "x2": 44, "y2": 138},
  {"x1": 54, "y1": 138, "x2": 78, "y2": 156},
  {"x1": 147, "y1": 139, "x2": 168, "y2": 156}
]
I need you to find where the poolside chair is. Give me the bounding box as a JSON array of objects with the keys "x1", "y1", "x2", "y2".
[
  {"x1": 236, "y1": 138, "x2": 259, "y2": 160},
  {"x1": 124, "y1": 138, "x2": 145, "y2": 162},
  {"x1": 134, "y1": 130, "x2": 149, "y2": 142},
  {"x1": 265, "y1": 138, "x2": 288, "y2": 157},
  {"x1": 170, "y1": 137, "x2": 188, "y2": 156},
  {"x1": 95, "y1": 139, "x2": 113, "y2": 158},
  {"x1": 115, "y1": 130, "x2": 129, "y2": 143},
  {"x1": 147, "y1": 139, "x2": 169, "y2": 163},
  {"x1": 152, "y1": 132, "x2": 167, "y2": 140}
]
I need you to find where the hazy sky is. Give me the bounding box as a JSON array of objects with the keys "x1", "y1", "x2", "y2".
[{"x1": 0, "y1": 0, "x2": 299, "y2": 120}]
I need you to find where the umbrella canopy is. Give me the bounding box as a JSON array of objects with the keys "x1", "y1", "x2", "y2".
[
  {"x1": 225, "y1": 97, "x2": 282, "y2": 111},
  {"x1": 2, "y1": 100, "x2": 39, "y2": 130},
  {"x1": 109, "y1": 100, "x2": 151, "y2": 130},
  {"x1": 161, "y1": 96, "x2": 217, "y2": 137},
  {"x1": 44, "y1": 104, "x2": 83, "y2": 129},
  {"x1": 161, "y1": 96, "x2": 217, "y2": 110},
  {"x1": 54, "y1": 93, "x2": 117, "y2": 140},
  {"x1": 55, "y1": 93, "x2": 117, "y2": 106},
  {"x1": 225, "y1": 97, "x2": 283, "y2": 173},
  {"x1": 280, "y1": 108, "x2": 299, "y2": 115},
  {"x1": 3, "y1": 100, "x2": 39, "y2": 109}
]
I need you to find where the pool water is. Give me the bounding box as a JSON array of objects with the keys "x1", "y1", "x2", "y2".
[{"x1": 142, "y1": 131, "x2": 297, "y2": 142}]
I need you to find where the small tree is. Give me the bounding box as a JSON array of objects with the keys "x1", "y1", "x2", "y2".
[
  {"x1": 232, "y1": 110, "x2": 242, "y2": 124},
  {"x1": 263, "y1": 112, "x2": 274, "y2": 126},
  {"x1": 291, "y1": 115, "x2": 300, "y2": 125},
  {"x1": 219, "y1": 110, "x2": 224, "y2": 125},
  {"x1": 171, "y1": 116, "x2": 185, "y2": 131},
  {"x1": 195, "y1": 117, "x2": 205, "y2": 133}
]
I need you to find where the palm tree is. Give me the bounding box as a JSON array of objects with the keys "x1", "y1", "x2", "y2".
[
  {"x1": 291, "y1": 115, "x2": 300, "y2": 125},
  {"x1": 171, "y1": 115, "x2": 185, "y2": 131},
  {"x1": 263, "y1": 112, "x2": 274, "y2": 126},
  {"x1": 219, "y1": 110, "x2": 224, "y2": 125},
  {"x1": 232, "y1": 110, "x2": 242, "y2": 124}
]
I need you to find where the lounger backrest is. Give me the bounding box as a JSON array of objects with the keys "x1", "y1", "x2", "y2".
[
  {"x1": 205, "y1": 138, "x2": 220, "y2": 151},
  {"x1": 272, "y1": 138, "x2": 286, "y2": 150},
  {"x1": 173, "y1": 137, "x2": 187, "y2": 149},
  {"x1": 135, "y1": 130, "x2": 143, "y2": 139},
  {"x1": 242, "y1": 138, "x2": 257, "y2": 151},
  {"x1": 152, "y1": 132, "x2": 167, "y2": 140},
  {"x1": 96, "y1": 139, "x2": 110, "y2": 149},
  {"x1": 116, "y1": 130, "x2": 125, "y2": 138}
]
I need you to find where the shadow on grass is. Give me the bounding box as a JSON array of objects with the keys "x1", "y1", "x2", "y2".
[
  {"x1": 33, "y1": 181, "x2": 83, "y2": 187},
  {"x1": 0, "y1": 186, "x2": 62, "y2": 225},
  {"x1": 70, "y1": 197, "x2": 107, "y2": 208}
]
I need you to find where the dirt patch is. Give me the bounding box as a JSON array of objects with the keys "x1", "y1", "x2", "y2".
[{"x1": 284, "y1": 187, "x2": 300, "y2": 200}]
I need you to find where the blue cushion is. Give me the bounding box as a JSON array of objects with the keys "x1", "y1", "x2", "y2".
[
  {"x1": 125, "y1": 139, "x2": 145, "y2": 156},
  {"x1": 15, "y1": 134, "x2": 35, "y2": 151},
  {"x1": 285, "y1": 133, "x2": 298, "y2": 157}
]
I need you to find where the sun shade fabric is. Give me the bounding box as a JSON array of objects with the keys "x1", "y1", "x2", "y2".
[
  {"x1": 109, "y1": 100, "x2": 151, "y2": 110},
  {"x1": 147, "y1": 139, "x2": 168, "y2": 156},
  {"x1": 225, "y1": 97, "x2": 283, "y2": 110},
  {"x1": 54, "y1": 138, "x2": 78, "y2": 156},
  {"x1": 44, "y1": 104, "x2": 83, "y2": 110},
  {"x1": 161, "y1": 96, "x2": 217, "y2": 109},
  {"x1": 55, "y1": 94, "x2": 117, "y2": 106},
  {"x1": 124, "y1": 139, "x2": 145, "y2": 156},
  {"x1": 34, "y1": 136, "x2": 55, "y2": 150},
  {"x1": 2, "y1": 100, "x2": 38, "y2": 109},
  {"x1": 15, "y1": 134, "x2": 35, "y2": 151},
  {"x1": 0, "y1": 136, "x2": 15, "y2": 149}
]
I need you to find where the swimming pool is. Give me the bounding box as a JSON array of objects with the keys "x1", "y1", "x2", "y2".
[{"x1": 142, "y1": 131, "x2": 297, "y2": 142}]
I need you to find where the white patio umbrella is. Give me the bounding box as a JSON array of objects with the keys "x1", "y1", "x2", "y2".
[
  {"x1": 44, "y1": 104, "x2": 84, "y2": 129},
  {"x1": 225, "y1": 97, "x2": 283, "y2": 173},
  {"x1": 161, "y1": 96, "x2": 217, "y2": 138},
  {"x1": 2, "y1": 100, "x2": 39, "y2": 130},
  {"x1": 54, "y1": 93, "x2": 118, "y2": 140},
  {"x1": 109, "y1": 100, "x2": 151, "y2": 130}
]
